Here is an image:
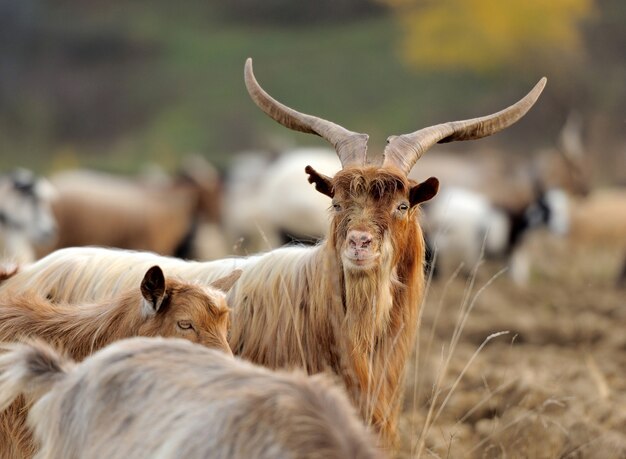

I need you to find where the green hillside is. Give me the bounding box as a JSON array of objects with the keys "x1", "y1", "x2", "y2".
[{"x1": 0, "y1": 1, "x2": 623, "y2": 177}]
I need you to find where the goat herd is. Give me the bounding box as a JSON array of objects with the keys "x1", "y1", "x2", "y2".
[{"x1": 0, "y1": 59, "x2": 623, "y2": 459}]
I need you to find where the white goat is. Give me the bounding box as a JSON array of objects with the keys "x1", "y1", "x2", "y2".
[
  {"x1": 0, "y1": 169, "x2": 57, "y2": 264},
  {"x1": 0, "y1": 337, "x2": 383, "y2": 459},
  {"x1": 423, "y1": 186, "x2": 569, "y2": 285},
  {"x1": 223, "y1": 148, "x2": 340, "y2": 253}
]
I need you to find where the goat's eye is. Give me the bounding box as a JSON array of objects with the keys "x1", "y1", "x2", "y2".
[
  {"x1": 397, "y1": 203, "x2": 409, "y2": 212},
  {"x1": 177, "y1": 320, "x2": 193, "y2": 330}
]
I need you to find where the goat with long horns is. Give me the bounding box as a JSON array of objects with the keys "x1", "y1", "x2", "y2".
[
  {"x1": 243, "y1": 57, "x2": 545, "y2": 446},
  {"x1": 0, "y1": 59, "x2": 546, "y2": 450}
]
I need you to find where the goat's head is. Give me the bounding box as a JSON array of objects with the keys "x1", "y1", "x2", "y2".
[
  {"x1": 0, "y1": 169, "x2": 57, "y2": 245},
  {"x1": 138, "y1": 266, "x2": 241, "y2": 355},
  {"x1": 306, "y1": 165, "x2": 438, "y2": 272},
  {"x1": 244, "y1": 58, "x2": 546, "y2": 273}
]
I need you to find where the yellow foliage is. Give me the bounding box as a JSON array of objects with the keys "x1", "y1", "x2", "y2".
[{"x1": 382, "y1": 0, "x2": 593, "y2": 72}]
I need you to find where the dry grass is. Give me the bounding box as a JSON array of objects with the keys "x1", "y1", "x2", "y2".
[{"x1": 397, "y1": 232, "x2": 626, "y2": 459}]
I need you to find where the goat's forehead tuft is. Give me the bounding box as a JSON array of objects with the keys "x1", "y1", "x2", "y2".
[
  {"x1": 333, "y1": 167, "x2": 408, "y2": 199},
  {"x1": 167, "y1": 281, "x2": 229, "y2": 315}
]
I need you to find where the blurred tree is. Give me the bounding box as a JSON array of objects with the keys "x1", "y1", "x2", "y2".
[{"x1": 381, "y1": 0, "x2": 593, "y2": 73}]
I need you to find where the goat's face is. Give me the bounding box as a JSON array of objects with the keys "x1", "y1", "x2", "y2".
[
  {"x1": 138, "y1": 267, "x2": 240, "y2": 356},
  {"x1": 0, "y1": 170, "x2": 57, "y2": 244},
  {"x1": 307, "y1": 166, "x2": 439, "y2": 273}
]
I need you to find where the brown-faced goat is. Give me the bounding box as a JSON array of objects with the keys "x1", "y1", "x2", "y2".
[
  {"x1": 0, "y1": 337, "x2": 384, "y2": 459},
  {"x1": 0, "y1": 169, "x2": 57, "y2": 264},
  {"x1": 0, "y1": 59, "x2": 546, "y2": 447},
  {"x1": 0, "y1": 265, "x2": 240, "y2": 458}
]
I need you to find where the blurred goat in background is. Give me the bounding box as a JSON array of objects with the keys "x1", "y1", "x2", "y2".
[{"x1": 0, "y1": 169, "x2": 57, "y2": 264}]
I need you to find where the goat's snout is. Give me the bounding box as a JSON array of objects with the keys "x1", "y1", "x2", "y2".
[{"x1": 348, "y1": 230, "x2": 373, "y2": 249}]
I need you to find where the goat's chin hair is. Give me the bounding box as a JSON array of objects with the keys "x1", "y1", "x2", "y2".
[
  {"x1": 342, "y1": 235, "x2": 396, "y2": 344},
  {"x1": 342, "y1": 262, "x2": 379, "y2": 276}
]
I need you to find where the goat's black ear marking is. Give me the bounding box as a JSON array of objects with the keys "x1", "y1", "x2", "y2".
[
  {"x1": 410, "y1": 177, "x2": 439, "y2": 207},
  {"x1": 141, "y1": 265, "x2": 166, "y2": 312},
  {"x1": 305, "y1": 165, "x2": 334, "y2": 198}
]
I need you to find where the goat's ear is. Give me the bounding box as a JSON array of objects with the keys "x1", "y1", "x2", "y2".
[
  {"x1": 210, "y1": 269, "x2": 242, "y2": 293},
  {"x1": 409, "y1": 177, "x2": 439, "y2": 207},
  {"x1": 305, "y1": 165, "x2": 334, "y2": 198},
  {"x1": 0, "y1": 262, "x2": 19, "y2": 283},
  {"x1": 141, "y1": 265, "x2": 166, "y2": 313}
]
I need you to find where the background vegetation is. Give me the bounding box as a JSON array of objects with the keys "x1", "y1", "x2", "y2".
[{"x1": 0, "y1": 0, "x2": 623, "y2": 181}]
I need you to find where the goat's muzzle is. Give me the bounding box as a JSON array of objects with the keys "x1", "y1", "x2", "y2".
[{"x1": 343, "y1": 229, "x2": 379, "y2": 270}]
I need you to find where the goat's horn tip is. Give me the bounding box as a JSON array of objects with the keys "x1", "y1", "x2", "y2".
[
  {"x1": 244, "y1": 58, "x2": 254, "y2": 76},
  {"x1": 536, "y1": 77, "x2": 547, "y2": 91}
]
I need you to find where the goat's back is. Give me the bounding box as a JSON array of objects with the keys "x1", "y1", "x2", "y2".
[
  {"x1": 31, "y1": 337, "x2": 382, "y2": 459},
  {"x1": 0, "y1": 247, "x2": 246, "y2": 304}
]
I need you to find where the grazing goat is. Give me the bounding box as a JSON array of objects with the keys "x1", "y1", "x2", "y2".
[
  {"x1": 0, "y1": 337, "x2": 384, "y2": 459},
  {"x1": 0, "y1": 265, "x2": 240, "y2": 459},
  {"x1": 0, "y1": 59, "x2": 546, "y2": 447},
  {"x1": 0, "y1": 169, "x2": 57, "y2": 264},
  {"x1": 423, "y1": 186, "x2": 569, "y2": 285},
  {"x1": 46, "y1": 156, "x2": 221, "y2": 259}
]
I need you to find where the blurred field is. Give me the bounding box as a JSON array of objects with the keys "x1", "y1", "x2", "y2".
[
  {"x1": 399, "y1": 234, "x2": 626, "y2": 458},
  {"x1": 1, "y1": 1, "x2": 624, "y2": 181}
]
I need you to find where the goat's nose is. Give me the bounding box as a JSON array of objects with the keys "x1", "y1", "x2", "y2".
[{"x1": 348, "y1": 230, "x2": 373, "y2": 249}]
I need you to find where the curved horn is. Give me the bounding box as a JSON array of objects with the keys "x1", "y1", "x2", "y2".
[
  {"x1": 382, "y1": 77, "x2": 547, "y2": 175},
  {"x1": 244, "y1": 58, "x2": 368, "y2": 168}
]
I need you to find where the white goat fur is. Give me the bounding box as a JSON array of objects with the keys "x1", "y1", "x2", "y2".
[
  {"x1": 0, "y1": 337, "x2": 382, "y2": 459},
  {"x1": 0, "y1": 171, "x2": 57, "y2": 264},
  {"x1": 224, "y1": 149, "x2": 341, "y2": 251},
  {"x1": 424, "y1": 187, "x2": 569, "y2": 285},
  {"x1": 0, "y1": 226, "x2": 415, "y2": 445},
  {"x1": 0, "y1": 246, "x2": 248, "y2": 303}
]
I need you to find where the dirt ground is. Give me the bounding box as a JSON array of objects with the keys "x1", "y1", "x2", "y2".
[{"x1": 397, "y1": 233, "x2": 626, "y2": 459}]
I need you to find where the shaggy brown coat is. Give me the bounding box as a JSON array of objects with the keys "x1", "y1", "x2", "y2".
[
  {"x1": 0, "y1": 167, "x2": 436, "y2": 447},
  {"x1": 0, "y1": 61, "x2": 545, "y2": 450},
  {"x1": 0, "y1": 337, "x2": 384, "y2": 459},
  {"x1": 0, "y1": 266, "x2": 239, "y2": 459},
  {"x1": 228, "y1": 167, "x2": 438, "y2": 446}
]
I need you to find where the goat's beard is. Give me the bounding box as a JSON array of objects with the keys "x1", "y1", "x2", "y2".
[{"x1": 342, "y1": 235, "x2": 396, "y2": 351}]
